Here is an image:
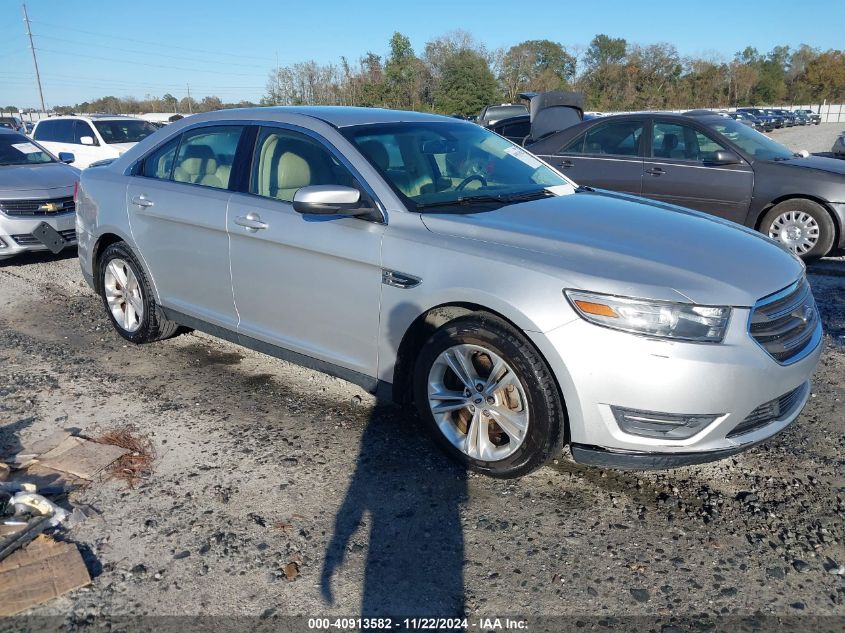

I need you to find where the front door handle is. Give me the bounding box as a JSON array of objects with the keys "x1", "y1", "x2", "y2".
[
  {"x1": 234, "y1": 212, "x2": 268, "y2": 231},
  {"x1": 645, "y1": 167, "x2": 665, "y2": 176},
  {"x1": 130, "y1": 194, "x2": 154, "y2": 208}
]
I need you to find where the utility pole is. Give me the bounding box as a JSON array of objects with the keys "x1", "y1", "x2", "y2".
[
  {"x1": 186, "y1": 83, "x2": 193, "y2": 114},
  {"x1": 21, "y1": 3, "x2": 45, "y2": 113}
]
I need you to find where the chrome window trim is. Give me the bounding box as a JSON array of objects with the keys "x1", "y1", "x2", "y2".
[{"x1": 128, "y1": 120, "x2": 388, "y2": 224}]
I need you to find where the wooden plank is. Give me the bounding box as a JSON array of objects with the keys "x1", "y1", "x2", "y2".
[{"x1": 0, "y1": 535, "x2": 90, "y2": 616}]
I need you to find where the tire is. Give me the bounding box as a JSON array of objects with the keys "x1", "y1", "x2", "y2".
[
  {"x1": 761, "y1": 199, "x2": 835, "y2": 259},
  {"x1": 98, "y1": 242, "x2": 180, "y2": 343},
  {"x1": 413, "y1": 313, "x2": 565, "y2": 478}
]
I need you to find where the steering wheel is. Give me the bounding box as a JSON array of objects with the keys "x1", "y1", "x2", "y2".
[{"x1": 456, "y1": 174, "x2": 487, "y2": 191}]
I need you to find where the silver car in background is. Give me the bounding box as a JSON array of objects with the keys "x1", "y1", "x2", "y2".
[
  {"x1": 76, "y1": 107, "x2": 822, "y2": 477},
  {"x1": 0, "y1": 129, "x2": 79, "y2": 260}
]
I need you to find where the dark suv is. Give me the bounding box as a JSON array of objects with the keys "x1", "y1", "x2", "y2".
[{"x1": 527, "y1": 111, "x2": 845, "y2": 258}]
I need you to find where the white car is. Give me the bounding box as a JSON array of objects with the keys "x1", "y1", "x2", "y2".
[{"x1": 32, "y1": 115, "x2": 158, "y2": 169}]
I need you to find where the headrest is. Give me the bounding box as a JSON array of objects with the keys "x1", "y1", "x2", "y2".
[
  {"x1": 277, "y1": 152, "x2": 311, "y2": 189},
  {"x1": 359, "y1": 140, "x2": 389, "y2": 171}
]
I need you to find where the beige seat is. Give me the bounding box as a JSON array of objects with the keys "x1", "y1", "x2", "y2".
[
  {"x1": 257, "y1": 135, "x2": 337, "y2": 201},
  {"x1": 357, "y1": 139, "x2": 433, "y2": 197},
  {"x1": 174, "y1": 144, "x2": 224, "y2": 188}
]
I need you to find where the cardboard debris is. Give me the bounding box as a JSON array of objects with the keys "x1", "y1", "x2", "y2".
[
  {"x1": 0, "y1": 535, "x2": 90, "y2": 616},
  {"x1": 37, "y1": 436, "x2": 129, "y2": 481},
  {"x1": 0, "y1": 463, "x2": 8, "y2": 482},
  {"x1": 0, "y1": 430, "x2": 72, "y2": 470}
]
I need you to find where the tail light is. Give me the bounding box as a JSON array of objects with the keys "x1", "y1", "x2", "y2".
[{"x1": 73, "y1": 181, "x2": 79, "y2": 204}]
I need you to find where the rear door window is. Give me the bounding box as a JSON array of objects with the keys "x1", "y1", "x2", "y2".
[
  {"x1": 559, "y1": 120, "x2": 644, "y2": 157},
  {"x1": 34, "y1": 119, "x2": 75, "y2": 143},
  {"x1": 171, "y1": 126, "x2": 244, "y2": 190}
]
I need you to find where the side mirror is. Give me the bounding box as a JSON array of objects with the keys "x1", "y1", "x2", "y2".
[
  {"x1": 79, "y1": 136, "x2": 96, "y2": 146},
  {"x1": 292, "y1": 185, "x2": 370, "y2": 216},
  {"x1": 58, "y1": 152, "x2": 75, "y2": 164},
  {"x1": 707, "y1": 150, "x2": 742, "y2": 166}
]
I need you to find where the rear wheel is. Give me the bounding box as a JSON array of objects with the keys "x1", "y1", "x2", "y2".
[
  {"x1": 98, "y1": 242, "x2": 180, "y2": 343},
  {"x1": 413, "y1": 313, "x2": 565, "y2": 478},
  {"x1": 761, "y1": 199, "x2": 835, "y2": 259}
]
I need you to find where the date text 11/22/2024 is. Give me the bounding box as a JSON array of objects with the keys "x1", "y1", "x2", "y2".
[{"x1": 307, "y1": 617, "x2": 528, "y2": 630}]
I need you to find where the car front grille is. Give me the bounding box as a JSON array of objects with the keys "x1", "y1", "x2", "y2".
[
  {"x1": 749, "y1": 278, "x2": 820, "y2": 364},
  {"x1": 0, "y1": 196, "x2": 75, "y2": 217},
  {"x1": 727, "y1": 383, "x2": 809, "y2": 438},
  {"x1": 10, "y1": 229, "x2": 76, "y2": 246}
]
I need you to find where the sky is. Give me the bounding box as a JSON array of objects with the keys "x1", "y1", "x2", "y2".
[{"x1": 1, "y1": 0, "x2": 843, "y2": 110}]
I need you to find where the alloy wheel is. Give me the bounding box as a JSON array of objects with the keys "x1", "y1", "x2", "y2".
[
  {"x1": 427, "y1": 344, "x2": 529, "y2": 462},
  {"x1": 103, "y1": 258, "x2": 144, "y2": 333}
]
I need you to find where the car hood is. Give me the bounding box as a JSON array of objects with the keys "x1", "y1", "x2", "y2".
[
  {"x1": 107, "y1": 142, "x2": 137, "y2": 155},
  {"x1": 0, "y1": 162, "x2": 79, "y2": 196},
  {"x1": 420, "y1": 190, "x2": 803, "y2": 307},
  {"x1": 769, "y1": 155, "x2": 845, "y2": 176}
]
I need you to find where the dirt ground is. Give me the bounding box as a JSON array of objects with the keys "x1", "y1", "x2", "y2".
[{"x1": 0, "y1": 241, "x2": 844, "y2": 628}]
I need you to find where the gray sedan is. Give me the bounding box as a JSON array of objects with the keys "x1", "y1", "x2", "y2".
[
  {"x1": 527, "y1": 111, "x2": 845, "y2": 258},
  {"x1": 0, "y1": 129, "x2": 79, "y2": 260},
  {"x1": 75, "y1": 107, "x2": 820, "y2": 476}
]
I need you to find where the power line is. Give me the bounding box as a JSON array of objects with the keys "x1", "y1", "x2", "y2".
[
  {"x1": 36, "y1": 47, "x2": 268, "y2": 78},
  {"x1": 31, "y1": 19, "x2": 280, "y2": 64},
  {"x1": 34, "y1": 34, "x2": 267, "y2": 70}
]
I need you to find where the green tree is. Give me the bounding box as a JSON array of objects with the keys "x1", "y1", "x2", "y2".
[
  {"x1": 499, "y1": 39, "x2": 575, "y2": 101},
  {"x1": 433, "y1": 49, "x2": 498, "y2": 116},
  {"x1": 384, "y1": 32, "x2": 422, "y2": 109}
]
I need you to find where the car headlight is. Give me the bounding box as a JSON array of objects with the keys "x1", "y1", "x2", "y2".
[{"x1": 564, "y1": 290, "x2": 731, "y2": 342}]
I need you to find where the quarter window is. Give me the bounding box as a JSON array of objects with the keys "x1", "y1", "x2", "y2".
[
  {"x1": 172, "y1": 126, "x2": 244, "y2": 190},
  {"x1": 251, "y1": 127, "x2": 355, "y2": 202},
  {"x1": 141, "y1": 136, "x2": 180, "y2": 180},
  {"x1": 559, "y1": 121, "x2": 644, "y2": 157},
  {"x1": 651, "y1": 122, "x2": 727, "y2": 162}
]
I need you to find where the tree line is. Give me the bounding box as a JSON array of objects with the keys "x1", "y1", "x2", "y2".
[{"x1": 20, "y1": 31, "x2": 845, "y2": 117}]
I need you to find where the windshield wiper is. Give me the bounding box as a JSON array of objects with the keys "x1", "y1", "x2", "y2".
[{"x1": 416, "y1": 189, "x2": 554, "y2": 210}]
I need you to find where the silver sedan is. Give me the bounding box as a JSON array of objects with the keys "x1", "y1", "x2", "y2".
[{"x1": 75, "y1": 107, "x2": 821, "y2": 477}]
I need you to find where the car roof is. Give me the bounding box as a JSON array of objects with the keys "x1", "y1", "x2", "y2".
[
  {"x1": 35, "y1": 114, "x2": 145, "y2": 123},
  {"x1": 177, "y1": 106, "x2": 457, "y2": 129}
]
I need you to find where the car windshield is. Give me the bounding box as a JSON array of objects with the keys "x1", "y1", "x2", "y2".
[
  {"x1": 92, "y1": 119, "x2": 157, "y2": 144},
  {"x1": 343, "y1": 121, "x2": 570, "y2": 211},
  {"x1": 707, "y1": 119, "x2": 794, "y2": 161},
  {"x1": 0, "y1": 134, "x2": 55, "y2": 166}
]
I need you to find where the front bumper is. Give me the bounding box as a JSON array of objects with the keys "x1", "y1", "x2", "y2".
[
  {"x1": 0, "y1": 213, "x2": 77, "y2": 259},
  {"x1": 530, "y1": 307, "x2": 822, "y2": 469}
]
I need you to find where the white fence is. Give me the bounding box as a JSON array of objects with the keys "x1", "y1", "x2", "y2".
[{"x1": 3, "y1": 104, "x2": 845, "y2": 125}]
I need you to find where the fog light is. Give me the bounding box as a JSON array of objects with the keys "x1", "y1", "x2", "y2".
[
  {"x1": 611, "y1": 406, "x2": 719, "y2": 439},
  {"x1": 0, "y1": 237, "x2": 7, "y2": 249}
]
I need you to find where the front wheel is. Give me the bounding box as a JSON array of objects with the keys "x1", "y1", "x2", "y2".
[
  {"x1": 413, "y1": 313, "x2": 565, "y2": 478},
  {"x1": 98, "y1": 242, "x2": 180, "y2": 343},
  {"x1": 761, "y1": 199, "x2": 835, "y2": 259}
]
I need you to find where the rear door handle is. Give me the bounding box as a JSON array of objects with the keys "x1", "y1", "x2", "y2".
[
  {"x1": 234, "y1": 212, "x2": 268, "y2": 231},
  {"x1": 559, "y1": 159, "x2": 574, "y2": 169},
  {"x1": 130, "y1": 194, "x2": 154, "y2": 208},
  {"x1": 645, "y1": 167, "x2": 665, "y2": 176}
]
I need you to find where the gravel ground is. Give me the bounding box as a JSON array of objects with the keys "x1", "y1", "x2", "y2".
[
  {"x1": 768, "y1": 122, "x2": 845, "y2": 156},
  {"x1": 0, "y1": 249, "x2": 843, "y2": 631}
]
